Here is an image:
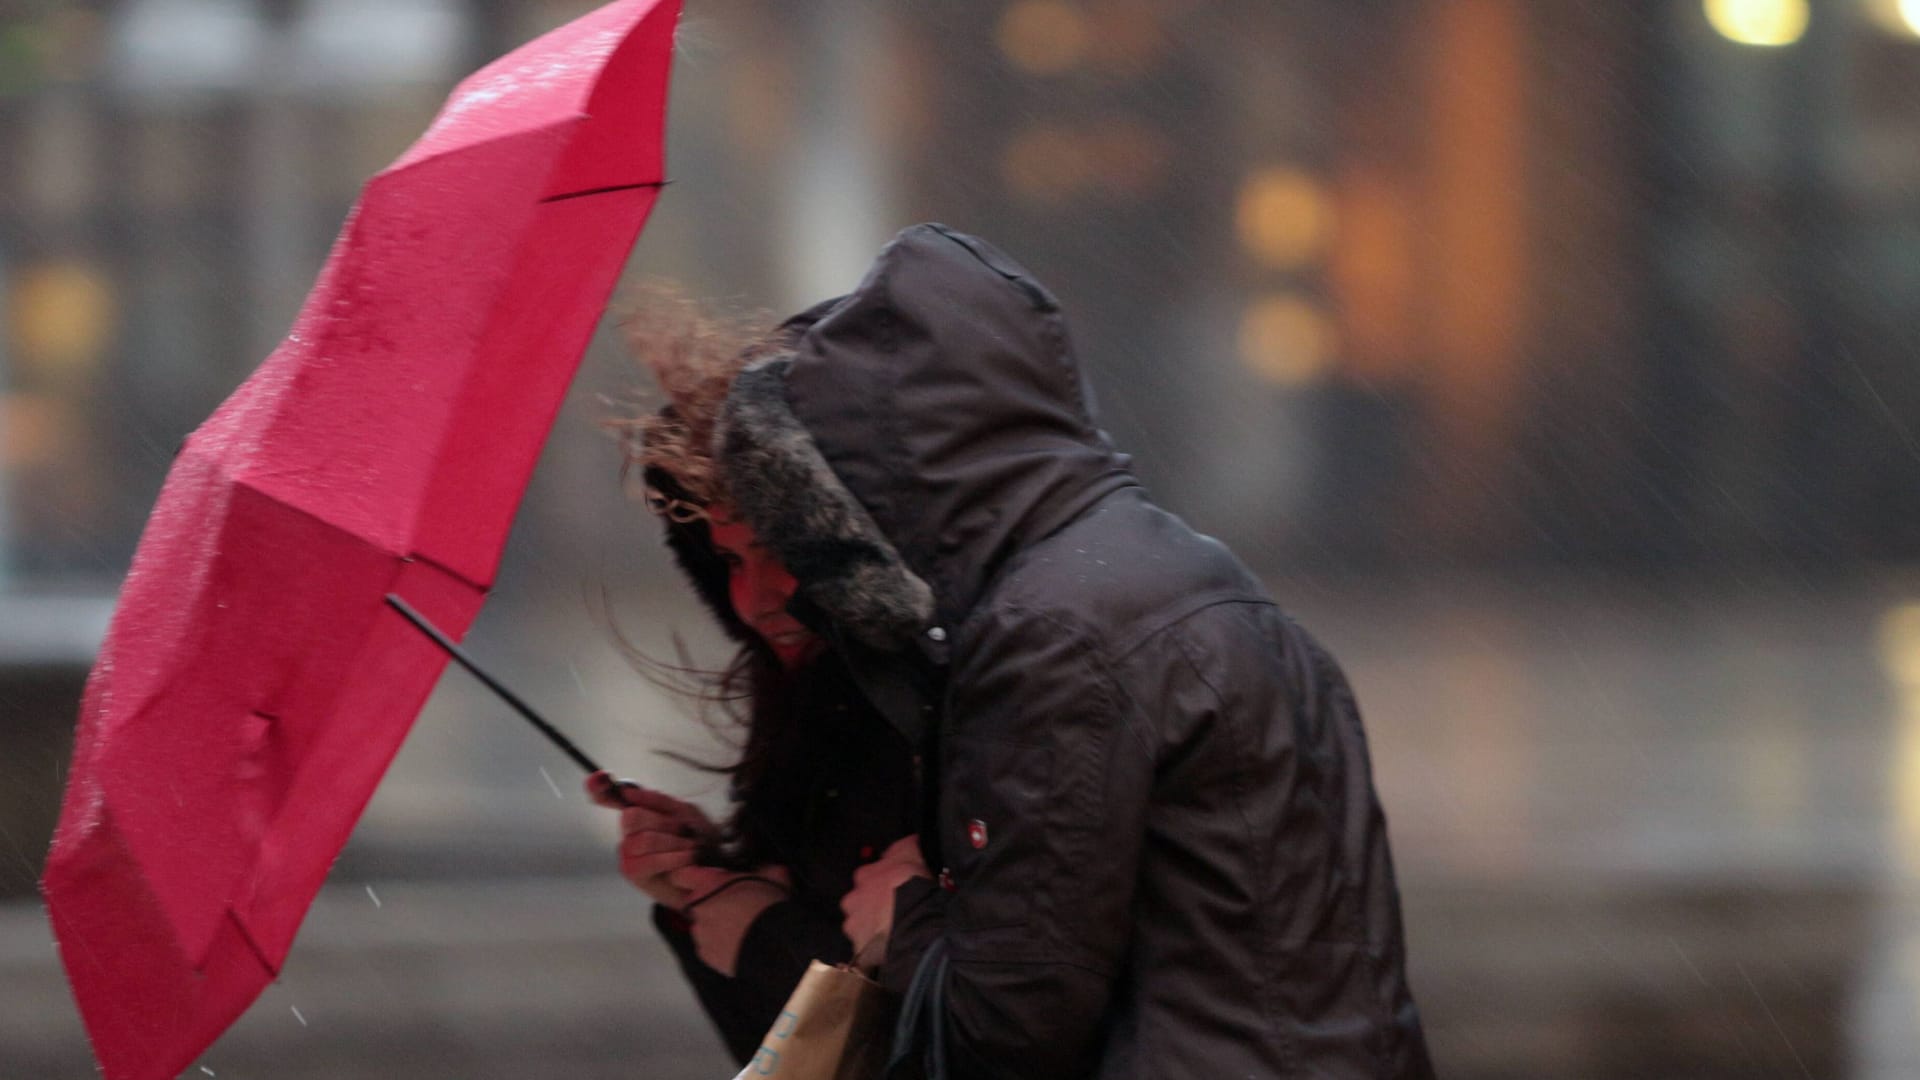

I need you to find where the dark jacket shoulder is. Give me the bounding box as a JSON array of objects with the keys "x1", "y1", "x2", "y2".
[{"x1": 970, "y1": 488, "x2": 1274, "y2": 661}]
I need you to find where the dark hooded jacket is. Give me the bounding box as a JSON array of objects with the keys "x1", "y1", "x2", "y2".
[{"x1": 716, "y1": 224, "x2": 1433, "y2": 1079}]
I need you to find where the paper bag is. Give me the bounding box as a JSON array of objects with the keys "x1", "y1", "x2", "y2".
[{"x1": 730, "y1": 961, "x2": 891, "y2": 1080}]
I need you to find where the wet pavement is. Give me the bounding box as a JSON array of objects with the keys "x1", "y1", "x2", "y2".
[
  {"x1": 2, "y1": 877, "x2": 728, "y2": 1080},
  {"x1": 5, "y1": 573, "x2": 1918, "y2": 1078}
]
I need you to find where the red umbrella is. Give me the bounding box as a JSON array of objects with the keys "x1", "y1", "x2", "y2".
[{"x1": 40, "y1": 2, "x2": 680, "y2": 1076}]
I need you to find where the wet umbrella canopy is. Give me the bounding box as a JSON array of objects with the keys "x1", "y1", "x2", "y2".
[{"x1": 37, "y1": 2, "x2": 681, "y2": 1076}]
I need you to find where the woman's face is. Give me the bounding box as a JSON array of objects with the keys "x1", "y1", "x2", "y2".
[{"x1": 707, "y1": 512, "x2": 821, "y2": 669}]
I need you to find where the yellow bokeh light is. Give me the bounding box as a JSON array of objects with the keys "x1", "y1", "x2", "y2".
[
  {"x1": 1703, "y1": 0, "x2": 1809, "y2": 47},
  {"x1": 1239, "y1": 295, "x2": 1335, "y2": 387},
  {"x1": 997, "y1": 0, "x2": 1088, "y2": 77},
  {"x1": 1863, "y1": 0, "x2": 1920, "y2": 38},
  {"x1": 1880, "y1": 603, "x2": 1920, "y2": 688},
  {"x1": 1878, "y1": 602, "x2": 1920, "y2": 878},
  {"x1": 1235, "y1": 167, "x2": 1332, "y2": 270},
  {"x1": 6, "y1": 260, "x2": 114, "y2": 376}
]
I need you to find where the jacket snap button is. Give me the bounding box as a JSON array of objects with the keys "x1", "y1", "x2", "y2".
[
  {"x1": 967, "y1": 819, "x2": 988, "y2": 849},
  {"x1": 926, "y1": 626, "x2": 947, "y2": 642},
  {"x1": 939, "y1": 868, "x2": 957, "y2": 892}
]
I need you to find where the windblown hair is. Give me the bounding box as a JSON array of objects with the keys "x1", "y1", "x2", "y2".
[
  {"x1": 609, "y1": 282, "x2": 787, "y2": 511},
  {"x1": 604, "y1": 281, "x2": 805, "y2": 870}
]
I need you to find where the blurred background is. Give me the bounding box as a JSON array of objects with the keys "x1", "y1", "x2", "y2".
[{"x1": 4, "y1": 0, "x2": 1920, "y2": 1076}]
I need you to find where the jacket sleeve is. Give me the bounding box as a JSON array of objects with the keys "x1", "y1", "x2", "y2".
[
  {"x1": 655, "y1": 897, "x2": 854, "y2": 1066},
  {"x1": 878, "y1": 605, "x2": 1156, "y2": 1079}
]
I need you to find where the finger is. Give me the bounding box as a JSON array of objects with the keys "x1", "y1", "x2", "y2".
[
  {"x1": 618, "y1": 832, "x2": 697, "y2": 860},
  {"x1": 881, "y1": 835, "x2": 922, "y2": 862},
  {"x1": 624, "y1": 848, "x2": 698, "y2": 882},
  {"x1": 619, "y1": 785, "x2": 697, "y2": 817},
  {"x1": 659, "y1": 802, "x2": 712, "y2": 837},
  {"x1": 618, "y1": 805, "x2": 679, "y2": 834},
  {"x1": 620, "y1": 797, "x2": 708, "y2": 839},
  {"x1": 668, "y1": 865, "x2": 729, "y2": 891},
  {"x1": 625, "y1": 846, "x2": 698, "y2": 873},
  {"x1": 584, "y1": 770, "x2": 618, "y2": 808},
  {"x1": 588, "y1": 771, "x2": 647, "y2": 811}
]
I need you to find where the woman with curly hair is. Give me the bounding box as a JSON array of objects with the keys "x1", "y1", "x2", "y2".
[{"x1": 585, "y1": 287, "x2": 918, "y2": 1067}]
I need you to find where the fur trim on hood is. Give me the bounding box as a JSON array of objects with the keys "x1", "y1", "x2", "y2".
[{"x1": 718, "y1": 357, "x2": 936, "y2": 651}]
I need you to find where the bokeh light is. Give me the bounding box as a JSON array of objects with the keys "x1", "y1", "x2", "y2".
[
  {"x1": 6, "y1": 261, "x2": 114, "y2": 377},
  {"x1": 1235, "y1": 167, "x2": 1333, "y2": 270},
  {"x1": 1880, "y1": 602, "x2": 1920, "y2": 878},
  {"x1": 997, "y1": 0, "x2": 1087, "y2": 76},
  {"x1": 1880, "y1": 603, "x2": 1920, "y2": 690},
  {"x1": 1703, "y1": 0, "x2": 1809, "y2": 47},
  {"x1": 1238, "y1": 294, "x2": 1334, "y2": 386},
  {"x1": 1862, "y1": 0, "x2": 1920, "y2": 39}
]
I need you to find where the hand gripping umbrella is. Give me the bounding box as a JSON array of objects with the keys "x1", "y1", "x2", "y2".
[{"x1": 40, "y1": 2, "x2": 680, "y2": 1076}]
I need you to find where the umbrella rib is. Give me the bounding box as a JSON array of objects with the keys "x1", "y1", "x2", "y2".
[
  {"x1": 227, "y1": 910, "x2": 282, "y2": 978},
  {"x1": 403, "y1": 550, "x2": 489, "y2": 594},
  {"x1": 541, "y1": 179, "x2": 668, "y2": 203}
]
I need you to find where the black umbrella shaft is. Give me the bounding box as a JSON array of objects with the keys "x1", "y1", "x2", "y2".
[{"x1": 383, "y1": 593, "x2": 603, "y2": 775}]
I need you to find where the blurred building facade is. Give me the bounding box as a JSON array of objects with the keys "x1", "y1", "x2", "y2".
[{"x1": 3, "y1": 0, "x2": 1920, "y2": 592}]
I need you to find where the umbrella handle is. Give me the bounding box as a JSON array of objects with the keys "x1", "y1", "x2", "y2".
[{"x1": 384, "y1": 593, "x2": 607, "y2": 777}]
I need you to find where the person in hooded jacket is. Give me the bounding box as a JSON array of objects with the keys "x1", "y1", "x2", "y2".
[
  {"x1": 706, "y1": 224, "x2": 1435, "y2": 1079},
  {"x1": 584, "y1": 294, "x2": 919, "y2": 1066}
]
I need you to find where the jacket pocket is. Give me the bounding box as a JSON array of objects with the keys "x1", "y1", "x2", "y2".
[{"x1": 939, "y1": 733, "x2": 1052, "y2": 932}]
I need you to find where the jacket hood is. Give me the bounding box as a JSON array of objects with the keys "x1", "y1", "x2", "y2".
[{"x1": 717, "y1": 223, "x2": 1136, "y2": 652}]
